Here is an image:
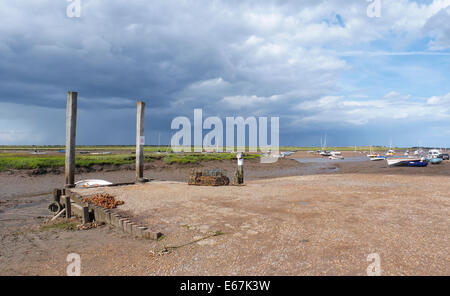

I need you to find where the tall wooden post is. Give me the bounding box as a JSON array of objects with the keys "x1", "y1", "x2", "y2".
[
  {"x1": 65, "y1": 91, "x2": 77, "y2": 188},
  {"x1": 136, "y1": 102, "x2": 145, "y2": 182}
]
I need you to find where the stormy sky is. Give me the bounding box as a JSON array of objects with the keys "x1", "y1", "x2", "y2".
[{"x1": 0, "y1": 0, "x2": 449, "y2": 147}]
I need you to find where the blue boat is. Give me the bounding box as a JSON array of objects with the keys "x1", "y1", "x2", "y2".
[
  {"x1": 428, "y1": 158, "x2": 443, "y2": 165},
  {"x1": 407, "y1": 160, "x2": 428, "y2": 167}
]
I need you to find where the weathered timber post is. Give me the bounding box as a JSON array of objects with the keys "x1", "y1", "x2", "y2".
[
  {"x1": 136, "y1": 101, "x2": 147, "y2": 183},
  {"x1": 64, "y1": 195, "x2": 72, "y2": 218},
  {"x1": 52, "y1": 188, "x2": 62, "y2": 204},
  {"x1": 65, "y1": 91, "x2": 77, "y2": 188},
  {"x1": 81, "y1": 206, "x2": 89, "y2": 224},
  {"x1": 48, "y1": 189, "x2": 62, "y2": 213}
]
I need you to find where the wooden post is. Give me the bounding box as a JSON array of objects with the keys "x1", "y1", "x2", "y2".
[
  {"x1": 136, "y1": 101, "x2": 145, "y2": 182},
  {"x1": 52, "y1": 188, "x2": 62, "y2": 203},
  {"x1": 64, "y1": 195, "x2": 72, "y2": 218},
  {"x1": 81, "y1": 206, "x2": 90, "y2": 224},
  {"x1": 65, "y1": 91, "x2": 77, "y2": 188}
]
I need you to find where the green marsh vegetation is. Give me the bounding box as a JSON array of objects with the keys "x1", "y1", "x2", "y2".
[
  {"x1": 0, "y1": 145, "x2": 395, "y2": 172},
  {"x1": 0, "y1": 151, "x2": 260, "y2": 172}
]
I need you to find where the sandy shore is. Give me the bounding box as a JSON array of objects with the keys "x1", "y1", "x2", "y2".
[{"x1": 1, "y1": 152, "x2": 449, "y2": 275}]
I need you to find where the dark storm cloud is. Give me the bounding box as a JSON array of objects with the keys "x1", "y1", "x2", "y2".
[
  {"x1": 0, "y1": 0, "x2": 342, "y2": 109},
  {"x1": 0, "y1": 0, "x2": 449, "y2": 146}
]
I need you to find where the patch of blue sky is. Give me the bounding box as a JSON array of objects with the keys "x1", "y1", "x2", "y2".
[
  {"x1": 321, "y1": 13, "x2": 345, "y2": 28},
  {"x1": 338, "y1": 52, "x2": 450, "y2": 100}
]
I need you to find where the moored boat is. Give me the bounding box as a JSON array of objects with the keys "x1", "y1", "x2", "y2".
[
  {"x1": 75, "y1": 179, "x2": 113, "y2": 188},
  {"x1": 428, "y1": 158, "x2": 443, "y2": 165},
  {"x1": 386, "y1": 157, "x2": 421, "y2": 167},
  {"x1": 407, "y1": 160, "x2": 428, "y2": 167},
  {"x1": 386, "y1": 149, "x2": 395, "y2": 156},
  {"x1": 367, "y1": 145, "x2": 379, "y2": 158},
  {"x1": 370, "y1": 156, "x2": 386, "y2": 161}
]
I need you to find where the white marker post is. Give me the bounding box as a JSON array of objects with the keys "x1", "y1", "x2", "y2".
[{"x1": 236, "y1": 153, "x2": 244, "y2": 184}]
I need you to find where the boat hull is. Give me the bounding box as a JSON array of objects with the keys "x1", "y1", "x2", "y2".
[
  {"x1": 387, "y1": 158, "x2": 421, "y2": 167},
  {"x1": 75, "y1": 179, "x2": 113, "y2": 188},
  {"x1": 429, "y1": 158, "x2": 443, "y2": 164},
  {"x1": 407, "y1": 161, "x2": 428, "y2": 167}
]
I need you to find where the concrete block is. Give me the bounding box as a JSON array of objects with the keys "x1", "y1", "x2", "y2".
[
  {"x1": 126, "y1": 222, "x2": 133, "y2": 234},
  {"x1": 99, "y1": 207, "x2": 106, "y2": 222},
  {"x1": 110, "y1": 214, "x2": 120, "y2": 227},
  {"x1": 132, "y1": 224, "x2": 140, "y2": 236},
  {"x1": 143, "y1": 230, "x2": 163, "y2": 240},
  {"x1": 119, "y1": 218, "x2": 127, "y2": 229},
  {"x1": 100, "y1": 208, "x2": 106, "y2": 223},
  {"x1": 94, "y1": 206, "x2": 105, "y2": 222},
  {"x1": 104, "y1": 210, "x2": 111, "y2": 224},
  {"x1": 71, "y1": 202, "x2": 83, "y2": 217},
  {"x1": 93, "y1": 206, "x2": 100, "y2": 222},
  {"x1": 136, "y1": 226, "x2": 148, "y2": 237}
]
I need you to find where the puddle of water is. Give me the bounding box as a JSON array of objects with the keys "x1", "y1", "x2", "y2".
[
  {"x1": 297, "y1": 201, "x2": 309, "y2": 206},
  {"x1": 0, "y1": 194, "x2": 51, "y2": 227},
  {"x1": 294, "y1": 157, "x2": 368, "y2": 164}
]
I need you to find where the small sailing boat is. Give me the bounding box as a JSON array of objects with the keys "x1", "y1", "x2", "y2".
[
  {"x1": 318, "y1": 134, "x2": 331, "y2": 156},
  {"x1": 367, "y1": 145, "x2": 379, "y2": 158},
  {"x1": 385, "y1": 140, "x2": 395, "y2": 156}
]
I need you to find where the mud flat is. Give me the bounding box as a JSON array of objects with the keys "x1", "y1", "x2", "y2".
[
  {"x1": 62, "y1": 173, "x2": 450, "y2": 275},
  {"x1": 1, "y1": 155, "x2": 449, "y2": 275}
]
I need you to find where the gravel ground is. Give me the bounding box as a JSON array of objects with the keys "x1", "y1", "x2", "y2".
[
  {"x1": 1, "y1": 154, "x2": 449, "y2": 275},
  {"x1": 67, "y1": 173, "x2": 449, "y2": 276}
]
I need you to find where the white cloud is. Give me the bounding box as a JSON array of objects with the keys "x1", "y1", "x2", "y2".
[
  {"x1": 425, "y1": 6, "x2": 450, "y2": 50},
  {"x1": 427, "y1": 93, "x2": 450, "y2": 105},
  {"x1": 222, "y1": 94, "x2": 283, "y2": 108},
  {"x1": 294, "y1": 92, "x2": 450, "y2": 127}
]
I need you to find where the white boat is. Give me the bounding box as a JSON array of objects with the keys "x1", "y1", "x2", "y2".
[
  {"x1": 31, "y1": 151, "x2": 47, "y2": 155},
  {"x1": 427, "y1": 149, "x2": 441, "y2": 159},
  {"x1": 281, "y1": 151, "x2": 295, "y2": 157},
  {"x1": 91, "y1": 152, "x2": 112, "y2": 155},
  {"x1": 329, "y1": 151, "x2": 344, "y2": 159},
  {"x1": 75, "y1": 179, "x2": 113, "y2": 188},
  {"x1": 370, "y1": 156, "x2": 386, "y2": 161},
  {"x1": 319, "y1": 151, "x2": 332, "y2": 156},
  {"x1": 386, "y1": 158, "x2": 420, "y2": 167},
  {"x1": 329, "y1": 155, "x2": 344, "y2": 160}
]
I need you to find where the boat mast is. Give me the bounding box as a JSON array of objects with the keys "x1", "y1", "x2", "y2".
[{"x1": 158, "y1": 133, "x2": 161, "y2": 151}]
